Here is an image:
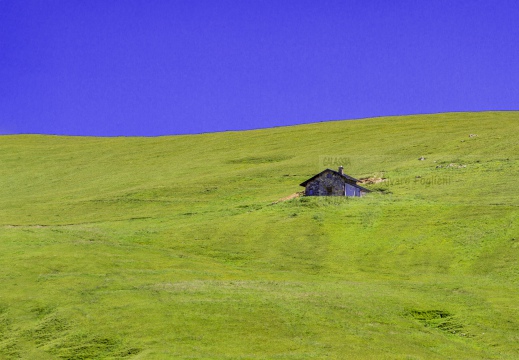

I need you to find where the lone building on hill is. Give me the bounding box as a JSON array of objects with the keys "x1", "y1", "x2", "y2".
[{"x1": 300, "y1": 166, "x2": 370, "y2": 197}]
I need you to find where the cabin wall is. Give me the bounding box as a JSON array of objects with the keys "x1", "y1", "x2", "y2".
[
  {"x1": 345, "y1": 183, "x2": 360, "y2": 197},
  {"x1": 305, "y1": 172, "x2": 346, "y2": 196}
]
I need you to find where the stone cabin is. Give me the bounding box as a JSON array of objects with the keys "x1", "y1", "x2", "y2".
[{"x1": 300, "y1": 166, "x2": 370, "y2": 197}]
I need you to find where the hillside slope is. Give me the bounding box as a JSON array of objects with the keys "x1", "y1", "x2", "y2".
[{"x1": 0, "y1": 112, "x2": 518, "y2": 359}]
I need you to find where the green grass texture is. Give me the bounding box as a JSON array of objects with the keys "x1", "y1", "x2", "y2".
[{"x1": 0, "y1": 111, "x2": 518, "y2": 359}]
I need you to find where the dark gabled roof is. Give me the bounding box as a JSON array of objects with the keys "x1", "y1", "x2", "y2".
[
  {"x1": 299, "y1": 169, "x2": 362, "y2": 186},
  {"x1": 351, "y1": 183, "x2": 371, "y2": 193}
]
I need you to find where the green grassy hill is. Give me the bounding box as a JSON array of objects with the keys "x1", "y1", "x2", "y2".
[{"x1": 0, "y1": 112, "x2": 518, "y2": 359}]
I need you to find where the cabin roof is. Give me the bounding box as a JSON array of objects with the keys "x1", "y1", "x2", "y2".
[
  {"x1": 299, "y1": 169, "x2": 362, "y2": 186},
  {"x1": 299, "y1": 169, "x2": 371, "y2": 192},
  {"x1": 351, "y1": 183, "x2": 371, "y2": 192}
]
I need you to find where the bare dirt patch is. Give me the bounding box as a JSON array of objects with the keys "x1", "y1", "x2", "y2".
[
  {"x1": 272, "y1": 191, "x2": 304, "y2": 204},
  {"x1": 358, "y1": 176, "x2": 387, "y2": 184}
]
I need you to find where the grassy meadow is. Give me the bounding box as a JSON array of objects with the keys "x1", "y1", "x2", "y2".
[{"x1": 0, "y1": 111, "x2": 518, "y2": 359}]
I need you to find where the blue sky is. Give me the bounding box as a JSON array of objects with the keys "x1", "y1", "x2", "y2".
[{"x1": 1, "y1": 0, "x2": 518, "y2": 136}]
